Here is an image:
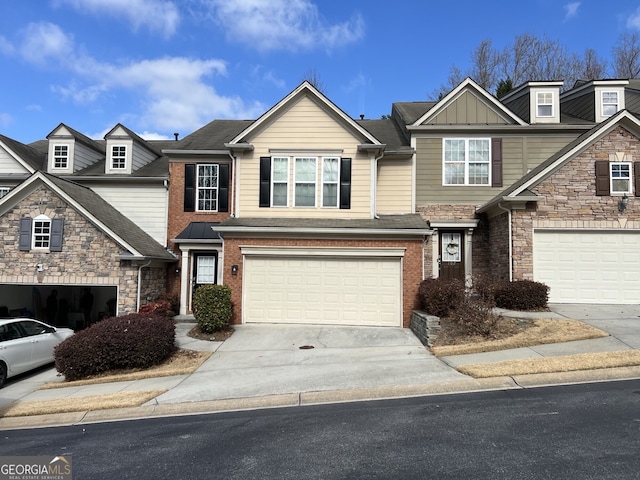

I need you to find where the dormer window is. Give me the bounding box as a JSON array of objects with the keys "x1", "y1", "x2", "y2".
[
  {"x1": 111, "y1": 145, "x2": 127, "y2": 169},
  {"x1": 536, "y1": 92, "x2": 553, "y2": 117},
  {"x1": 53, "y1": 145, "x2": 69, "y2": 169},
  {"x1": 602, "y1": 92, "x2": 619, "y2": 117}
]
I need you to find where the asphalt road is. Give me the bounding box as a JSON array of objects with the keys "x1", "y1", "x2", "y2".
[{"x1": 2, "y1": 380, "x2": 639, "y2": 479}]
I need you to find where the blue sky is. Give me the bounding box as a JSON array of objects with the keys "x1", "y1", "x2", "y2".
[{"x1": 1, "y1": 0, "x2": 639, "y2": 143}]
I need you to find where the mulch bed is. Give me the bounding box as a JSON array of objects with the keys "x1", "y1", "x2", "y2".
[
  {"x1": 187, "y1": 325, "x2": 235, "y2": 342},
  {"x1": 432, "y1": 316, "x2": 534, "y2": 347}
]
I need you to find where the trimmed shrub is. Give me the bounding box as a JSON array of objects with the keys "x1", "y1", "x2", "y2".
[
  {"x1": 494, "y1": 280, "x2": 549, "y2": 311},
  {"x1": 54, "y1": 313, "x2": 176, "y2": 381},
  {"x1": 472, "y1": 274, "x2": 503, "y2": 307},
  {"x1": 193, "y1": 284, "x2": 232, "y2": 333},
  {"x1": 418, "y1": 278, "x2": 465, "y2": 317},
  {"x1": 447, "y1": 297, "x2": 501, "y2": 338},
  {"x1": 138, "y1": 297, "x2": 175, "y2": 316}
]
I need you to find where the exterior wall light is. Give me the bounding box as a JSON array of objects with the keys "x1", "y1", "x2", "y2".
[
  {"x1": 618, "y1": 193, "x2": 629, "y2": 212},
  {"x1": 231, "y1": 264, "x2": 239, "y2": 275}
]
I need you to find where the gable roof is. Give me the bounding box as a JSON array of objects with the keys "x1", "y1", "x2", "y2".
[
  {"x1": 228, "y1": 81, "x2": 382, "y2": 146},
  {"x1": 104, "y1": 123, "x2": 164, "y2": 157},
  {"x1": 46, "y1": 123, "x2": 105, "y2": 154},
  {"x1": 171, "y1": 119, "x2": 254, "y2": 151},
  {"x1": 478, "y1": 109, "x2": 640, "y2": 213},
  {"x1": 411, "y1": 77, "x2": 527, "y2": 127},
  {"x1": 0, "y1": 171, "x2": 175, "y2": 260},
  {"x1": 0, "y1": 134, "x2": 46, "y2": 172}
]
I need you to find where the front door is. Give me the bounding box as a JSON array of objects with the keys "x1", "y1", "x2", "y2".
[
  {"x1": 192, "y1": 253, "x2": 218, "y2": 298},
  {"x1": 439, "y1": 231, "x2": 465, "y2": 281}
]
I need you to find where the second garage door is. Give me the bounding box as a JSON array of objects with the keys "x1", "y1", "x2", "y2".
[
  {"x1": 533, "y1": 230, "x2": 640, "y2": 303},
  {"x1": 243, "y1": 255, "x2": 402, "y2": 326}
]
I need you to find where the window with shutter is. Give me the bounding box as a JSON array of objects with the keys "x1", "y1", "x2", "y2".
[
  {"x1": 595, "y1": 161, "x2": 610, "y2": 196},
  {"x1": 491, "y1": 138, "x2": 502, "y2": 188},
  {"x1": 339, "y1": 157, "x2": 351, "y2": 209},
  {"x1": 19, "y1": 217, "x2": 32, "y2": 251},
  {"x1": 635, "y1": 162, "x2": 640, "y2": 197},
  {"x1": 50, "y1": 218, "x2": 64, "y2": 252},
  {"x1": 184, "y1": 164, "x2": 195, "y2": 212}
]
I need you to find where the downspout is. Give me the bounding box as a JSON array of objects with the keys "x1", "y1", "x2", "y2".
[
  {"x1": 373, "y1": 149, "x2": 384, "y2": 219},
  {"x1": 227, "y1": 152, "x2": 236, "y2": 217},
  {"x1": 136, "y1": 259, "x2": 152, "y2": 312},
  {"x1": 497, "y1": 202, "x2": 513, "y2": 281}
]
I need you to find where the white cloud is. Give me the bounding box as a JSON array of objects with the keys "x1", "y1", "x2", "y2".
[
  {"x1": 15, "y1": 22, "x2": 266, "y2": 133},
  {"x1": 563, "y1": 2, "x2": 580, "y2": 22},
  {"x1": 627, "y1": 7, "x2": 640, "y2": 30},
  {"x1": 251, "y1": 65, "x2": 287, "y2": 89},
  {"x1": 54, "y1": 0, "x2": 180, "y2": 37},
  {"x1": 201, "y1": 0, "x2": 365, "y2": 52},
  {"x1": 0, "y1": 36, "x2": 15, "y2": 55}
]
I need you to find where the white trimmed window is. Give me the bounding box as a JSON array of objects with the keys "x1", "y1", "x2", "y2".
[
  {"x1": 294, "y1": 157, "x2": 317, "y2": 207},
  {"x1": 443, "y1": 138, "x2": 490, "y2": 186},
  {"x1": 197, "y1": 164, "x2": 218, "y2": 211},
  {"x1": 536, "y1": 92, "x2": 553, "y2": 117},
  {"x1": 602, "y1": 91, "x2": 619, "y2": 117},
  {"x1": 322, "y1": 157, "x2": 340, "y2": 207},
  {"x1": 53, "y1": 145, "x2": 69, "y2": 169},
  {"x1": 111, "y1": 145, "x2": 127, "y2": 169},
  {"x1": 271, "y1": 157, "x2": 289, "y2": 207},
  {"x1": 33, "y1": 214, "x2": 51, "y2": 249},
  {"x1": 610, "y1": 162, "x2": 631, "y2": 194},
  {"x1": 0, "y1": 187, "x2": 9, "y2": 199}
]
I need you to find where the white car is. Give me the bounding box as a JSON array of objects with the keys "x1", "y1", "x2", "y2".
[{"x1": 0, "y1": 318, "x2": 74, "y2": 387}]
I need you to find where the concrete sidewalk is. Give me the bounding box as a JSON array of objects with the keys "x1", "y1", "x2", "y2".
[{"x1": 1, "y1": 304, "x2": 639, "y2": 429}]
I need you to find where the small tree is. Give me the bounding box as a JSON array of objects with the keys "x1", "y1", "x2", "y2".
[{"x1": 192, "y1": 285, "x2": 232, "y2": 333}]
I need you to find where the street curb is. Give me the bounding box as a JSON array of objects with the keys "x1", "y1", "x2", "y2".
[{"x1": 2, "y1": 368, "x2": 640, "y2": 430}]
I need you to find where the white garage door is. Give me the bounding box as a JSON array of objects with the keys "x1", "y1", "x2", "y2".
[
  {"x1": 243, "y1": 256, "x2": 402, "y2": 326},
  {"x1": 533, "y1": 230, "x2": 640, "y2": 303}
]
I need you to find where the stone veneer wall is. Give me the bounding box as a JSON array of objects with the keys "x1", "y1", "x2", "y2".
[
  {"x1": 0, "y1": 186, "x2": 165, "y2": 315},
  {"x1": 486, "y1": 212, "x2": 510, "y2": 282},
  {"x1": 511, "y1": 126, "x2": 640, "y2": 280}
]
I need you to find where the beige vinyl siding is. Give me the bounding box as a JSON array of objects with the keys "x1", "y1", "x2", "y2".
[
  {"x1": 0, "y1": 146, "x2": 32, "y2": 174},
  {"x1": 91, "y1": 184, "x2": 168, "y2": 245},
  {"x1": 416, "y1": 135, "x2": 579, "y2": 204},
  {"x1": 238, "y1": 96, "x2": 372, "y2": 218},
  {"x1": 376, "y1": 159, "x2": 412, "y2": 214},
  {"x1": 427, "y1": 91, "x2": 509, "y2": 125}
]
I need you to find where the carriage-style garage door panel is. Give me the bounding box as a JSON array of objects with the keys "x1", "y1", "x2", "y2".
[
  {"x1": 244, "y1": 256, "x2": 402, "y2": 326},
  {"x1": 534, "y1": 230, "x2": 640, "y2": 303}
]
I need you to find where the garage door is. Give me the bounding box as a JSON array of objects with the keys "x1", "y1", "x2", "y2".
[
  {"x1": 533, "y1": 230, "x2": 640, "y2": 303},
  {"x1": 243, "y1": 256, "x2": 402, "y2": 326}
]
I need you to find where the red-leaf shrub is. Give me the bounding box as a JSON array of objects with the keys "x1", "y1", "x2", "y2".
[
  {"x1": 494, "y1": 280, "x2": 549, "y2": 311},
  {"x1": 54, "y1": 313, "x2": 176, "y2": 381},
  {"x1": 418, "y1": 278, "x2": 465, "y2": 317}
]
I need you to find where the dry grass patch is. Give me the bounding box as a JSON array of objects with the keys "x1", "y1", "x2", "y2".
[
  {"x1": 42, "y1": 349, "x2": 212, "y2": 390},
  {"x1": 459, "y1": 350, "x2": 640, "y2": 378},
  {"x1": 0, "y1": 390, "x2": 167, "y2": 418},
  {"x1": 432, "y1": 318, "x2": 608, "y2": 357}
]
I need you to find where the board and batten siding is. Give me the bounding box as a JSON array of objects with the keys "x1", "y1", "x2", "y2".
[
  {"x1": 238, "y1": 96, "x2": 372, "y2": 218},
  {"x1": 376, "y1": 159, "x2": 412, "y2": 214},
  {"x1": 427, "y1": 91, "x2": 510, "y2": 125},
  {"x1": 415, "y1": 135, "x2": 579, "y2": 204},
  {"x1": 91, "y1": 184, "x2": 168, "y2": 245}
]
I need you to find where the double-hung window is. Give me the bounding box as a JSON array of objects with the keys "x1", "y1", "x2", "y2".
[
  {"x1": 0, "y1": 187, "x2": 10, "y2": 199},
  {"x1": 197, "y1": 164, "x2": 218, "y2": 211},
  {"x1": 602, "y1": 92, "x2": 619, "y2": 117},
  {"x1": 271, "y1": 157, "x2": 289, "y2": 207},
  {"x1": 33, "y1": 215, "x2": 51, "y2": 249},
  {"x1": 53, "y1": 145, "x2": 68, "y2": 169},
  {"x1": 443, "y1": 138, "x2": 490, "y2": 185},
  {"x1": 294, "y1": 157, "x2": 317, "y2": 207},
  {"x1": 111, "y1": 146, "x2": 127, "y2": 169},
  {"x1": 536, "y1": 92, "x2": 553, "y2": 117},
  {"x1": 610, "y1": 162, "x2": 631, "y2": 194},
  {"x1": 322, "y1": 157, "x2": 340, "y2": 207}
]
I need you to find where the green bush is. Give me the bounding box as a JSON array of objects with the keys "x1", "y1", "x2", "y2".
[
  {"x1": 447, "y1": 297, "x2": 501, "y2": 338},
  {"x1": 418, "y1": 278, "x2": 465, "y2": 317},
  {"x1": 54, "y1": 313, "x2": 176, "y2": 381},
  {"x1": 193, "y1": 284, "x2": 232, "y2": 333},
  {"x1": 494, "y1": 280, "x2": 549, "y2": 311}
]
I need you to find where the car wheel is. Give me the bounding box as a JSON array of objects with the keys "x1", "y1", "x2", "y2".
[{"x1": 0, "y1": 362, "x2": 6, "y2": 388}]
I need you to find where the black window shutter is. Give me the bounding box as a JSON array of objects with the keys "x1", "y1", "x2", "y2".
[
  {"x1": 50, "y1": 218, "x2": 64, "y2": 252},
  {"x1": 635, "y1": 162, "x2": 640, "y2": 197},
  {"x1": 339, "y1": 158, "x2": 352, "y2": 209},
  {"x1": 18, "y1": 217, "x2": 32, "y2": 251},
  {"x1": 219, "y1": 163, "x2": 230, "y2": 212},
  {"x1": 595, "y1": 160, "x2": 610, "y2": 196},
  {"x1": 259, "y1": 157, "x2": 271, "y2": 207},
  {"x1": 184, "y1": 164, "x2": 195, "y2": 212},
  {"x1": 491, "y1": 138, "x2": 503, "y2": 188}
]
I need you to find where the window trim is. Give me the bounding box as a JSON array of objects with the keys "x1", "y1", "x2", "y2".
[
  {"x1": 321, "y1": 156, "x2": 340, "y2": 208},
  {"x1": 294, "y1": 156, "x2": 317, "y2": 207},
  {"x1": 32, "y1": 214, "x2": 51, "y2": 250},
  {"x1": 610, "y1": 162, "x2": 632, "y2": 194},
  {"x1": 0, "y1": 187, "x2": 10, "y2": 199},
  {"x1": 196, "y1": 163, "x2": 219, "y2": 212},
  {"x1": 110, "y1": 145, "x2": 127, "y2": 169},
  {"x1": 442, "y1": 138, "x2": 492, "y2": 186},
  {"x1": 271, "y1": 157, "x2": 289, "y2": 207},
  {"x1": 52, "y1": 144, "x2": 69, "y2": 169},
  {"x1": 536, "y1": 92, "x2": 554, "y2": 118},
  {"x1": 602, "y1": 91, "x2": 619, "y2": 117}
]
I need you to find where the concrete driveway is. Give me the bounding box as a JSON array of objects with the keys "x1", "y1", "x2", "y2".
[{"x1": 152, "y1": 324, "x2": 467, "y2": 404}]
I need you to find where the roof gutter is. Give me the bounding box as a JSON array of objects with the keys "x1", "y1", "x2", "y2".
[{"x1": 213, "y1": 226, "x2": 433, "y2": 236}]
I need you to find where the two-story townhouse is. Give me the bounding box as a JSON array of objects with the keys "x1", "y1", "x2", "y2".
[
  {"x1": 0, "y1": 124, "x2": 175, "y2": 326},
  {"x1": 166, "y1": 82, "x2": 429, "y2": 327}
]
